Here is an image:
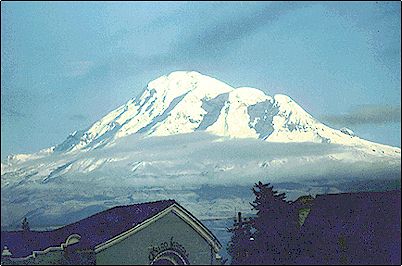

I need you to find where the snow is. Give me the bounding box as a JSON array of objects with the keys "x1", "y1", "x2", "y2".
[
  {"x1": 149, "y1": 73, "x2": 233, "y2": 136},
  {"x1": 203, "y1": 87, "x2": 271, "y2": 139},
  {"x1": 340, "y1": 127, "x2": 355, "y2": 136}
]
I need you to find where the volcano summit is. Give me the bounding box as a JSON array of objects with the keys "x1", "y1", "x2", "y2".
[{"x1": 1, "y1": 71, "x2": 400, "y2": 228}]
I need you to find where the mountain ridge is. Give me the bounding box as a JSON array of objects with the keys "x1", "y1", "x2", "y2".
[
  {"x1": 1, "y1": 71, "x2": 400, "y2": 227},
  {"x1": 5, "y1": 71, "x2": 399, "y2": 164}
]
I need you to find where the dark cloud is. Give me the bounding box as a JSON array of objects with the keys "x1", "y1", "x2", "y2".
[{"x1": 321, "y1": 105, "x2": 401, "y2": 126}]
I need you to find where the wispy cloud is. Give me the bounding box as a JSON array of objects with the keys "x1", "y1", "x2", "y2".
[
  {"x1": 93, "y1": 2, "x2": 311, "y2": 76},
  {"x1": 2, "y1": 107, "x2": 27, "y2": 119},
  {"x1": 174, "y1": 2, "x2": 310, "y2": 59},
  {"x1": 321, "y1": 105, "x2": 401, "y2": 126},
  {"x1": 68, "y1": 114, "x2": 89, "y2": 121},
  {"x1": 64, "y1": 60, "x2": 95, "y2": 78},
  {"x1": 1, "y1": 90, "x2": 32, "y2": 120}
]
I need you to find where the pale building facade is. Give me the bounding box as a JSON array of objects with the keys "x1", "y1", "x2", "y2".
[{"x1": 1, "y1": 200, "x2": 222, "y2": 265}]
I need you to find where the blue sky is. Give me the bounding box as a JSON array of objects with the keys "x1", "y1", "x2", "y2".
[{"x1": 1, "y1": 1, "x2": 400, "y2": 159}]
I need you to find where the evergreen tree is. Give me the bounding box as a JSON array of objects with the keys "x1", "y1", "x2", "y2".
[
  {"x1": 21, "y1": 217, "x2": 30, "y2": 231},
  {"x1": 228, "y1": 215, "x2": 254, "y2": 264},
  {"x1": 250, "y1": 182, "x2": 298, "y2": 264}
]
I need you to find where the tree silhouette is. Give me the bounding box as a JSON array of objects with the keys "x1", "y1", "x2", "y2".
[
  {"x1": 227, "y1": 214, "x2": 254, "y2": 264},
  {"x1": 250, "y1": 182, "x2": 298, "y2": 264}
]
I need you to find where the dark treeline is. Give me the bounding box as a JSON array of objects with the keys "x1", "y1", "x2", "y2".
[{"x1": 227, "y1": 181, "x2": 401, "y2": 265}]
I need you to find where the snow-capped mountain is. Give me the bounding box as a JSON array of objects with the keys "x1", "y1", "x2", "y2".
[
  {"x1": 1, "y1": 71, "x2": 400, "y2": 228},
  {"x1": 13, "y1": 70, "x2": 399, "y2": 157}
]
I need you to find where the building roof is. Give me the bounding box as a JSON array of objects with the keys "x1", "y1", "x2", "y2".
[
  {"x1": 303, "y1": 190, "x2": 401, "y2": 228},
  {"x1": 1, "y1": 200, "x2": 176, "y2": 258},
  {"x1": 297, "y1": 190, "x2": 401, "y2": 265}
]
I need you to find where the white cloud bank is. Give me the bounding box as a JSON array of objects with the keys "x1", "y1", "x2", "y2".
[{"x1": 1, "y1": 132, "x2": 400, "y2": 228}]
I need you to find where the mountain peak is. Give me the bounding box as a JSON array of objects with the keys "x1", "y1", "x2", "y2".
[
  {"x1": 46, "y1": 71, "x2": 401, "y2": 156},
  {"x1": 273, "y1": 93, "x2": 293, "y2": 102},
  {"x1": 146, "y1": 71, "x2": 233, "y2": 103},
  {"x1": 148, "y1": 71, "x2": 203, "y2": 91}
]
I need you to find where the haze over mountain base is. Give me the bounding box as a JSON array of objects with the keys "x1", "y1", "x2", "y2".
[{"x1": 2, "y1": 132, "x2": 400, "y2": 228}]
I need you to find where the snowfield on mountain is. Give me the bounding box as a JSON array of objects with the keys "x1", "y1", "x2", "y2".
[{"x1": 1, "y1": 71, "x2": 400, "y2": 228}]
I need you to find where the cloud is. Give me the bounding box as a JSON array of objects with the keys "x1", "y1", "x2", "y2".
[
  {"x1": 68, "y1": 114, "x2": 89, "y2": 121},
  {"x1": 174, "y1": 2, "x2": 311, "y2": 58},
  {"x1": 64, "y1": 61, "x2": 95, "y2": 78},
  {"x1": 1, "y1": 90, "x2": 32, "y2": 120},
  {"x1": 2, "y1": 131, "x2": 400, "y2": 227},
  {"x1": 92, "y1": 2, "x2": 311, "y2": 77},
  {"x1": 2, "y1": 107, "x2": 27, "y2": 119},
  {"x1": 321, "y1": 105, "x2": 401, "y2": 126}
]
